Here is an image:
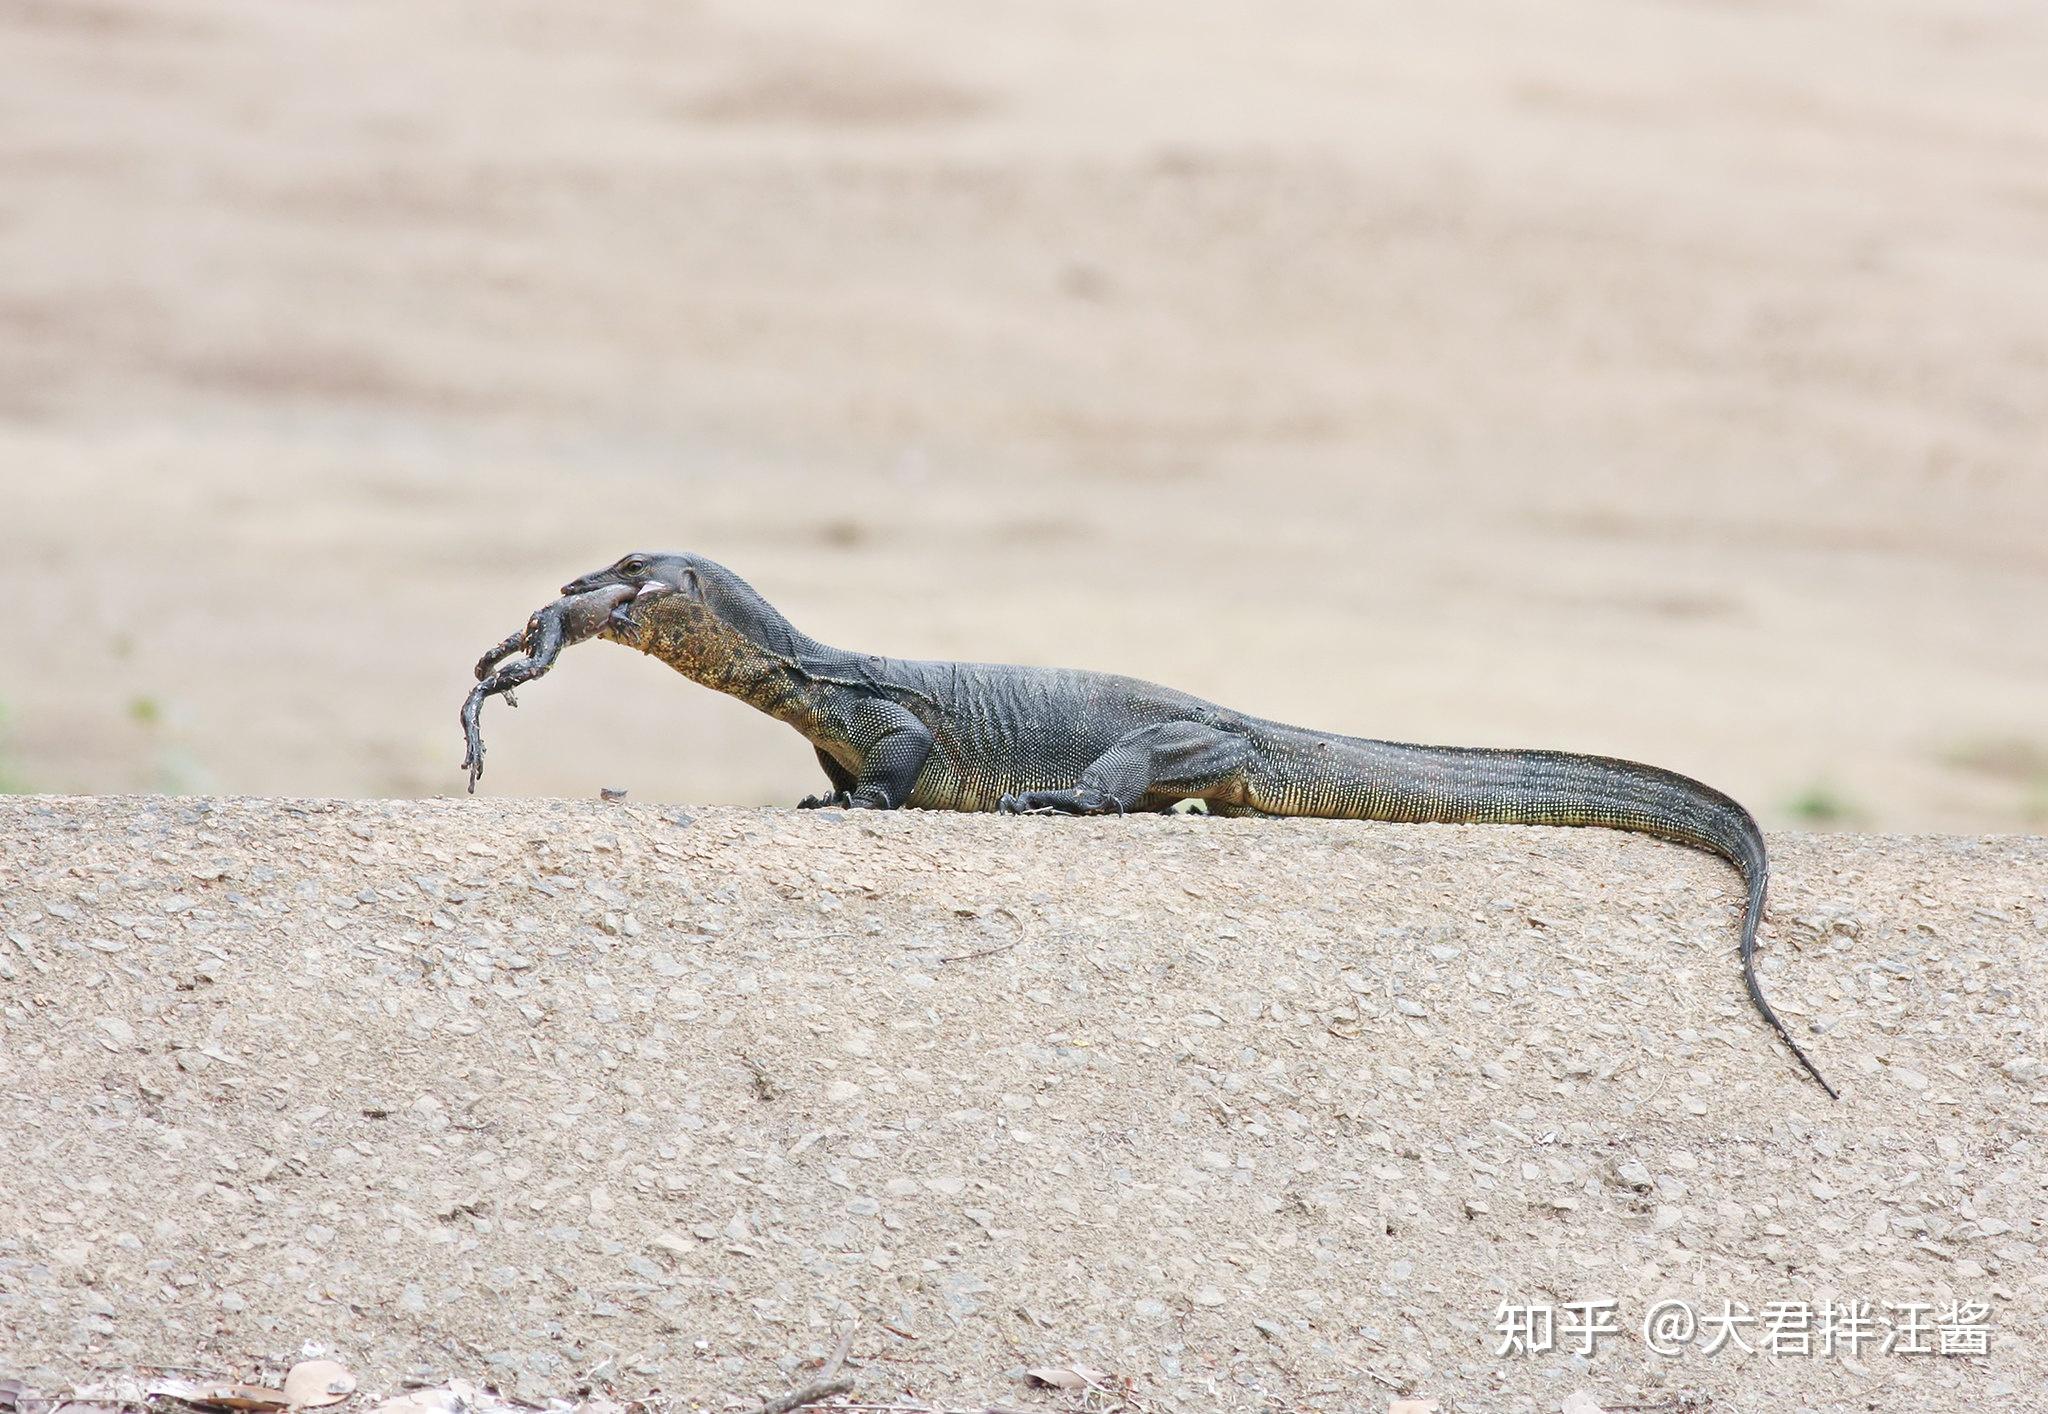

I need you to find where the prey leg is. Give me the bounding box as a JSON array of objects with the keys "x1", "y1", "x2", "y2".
[
  {"x1": 460, "y1": 586, "x2": 636, "y2": 793},
  {"x1": 474, "y1": 627, "x2": 530, "y2": 683},
  {"x1": 460, "y1": 615, "x2": 576, "y2": 792},
  {"x1": 460, "y1": 686, "x2": 494, "y2": 793},
  {"x1": 998, "y1": 721, "x2": 1250, "y2": 815}
]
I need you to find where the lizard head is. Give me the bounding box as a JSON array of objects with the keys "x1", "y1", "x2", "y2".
[
  {"x1": 562, "y1": 551, "x2": 700, "y2": 603},
  {"x1": 560, "y1": 552, "x2": 809, "y2": 683}
]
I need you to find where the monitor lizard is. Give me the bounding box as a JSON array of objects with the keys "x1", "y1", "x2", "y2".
[{"x1": 467, "y1": 549, "x2": 1836, "y2": 1097}]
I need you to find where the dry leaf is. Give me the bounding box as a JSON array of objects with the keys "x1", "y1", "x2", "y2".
[
  {"x1": 1389, "y1": 1400, "x2": 1440, "y2": 1414},
  {"x1": 1024, "y1": 1366, "x2": 1106, "y2": 1391},
  {"x1": 65, "y1": 1384, "x2": 140, "y2": 1406},
  {"x1": 370, "y1": 1377, "x2": 466, "y2": 1409},
  {"x1": 367, "y1": 1390, "x2": 463, "y2": 1414},
  {"x1": 283, "y1": 1363, "x2": 355, "y2": 1409},
  {"x1": 1560, "y1": 1395, "x2": 1607, "y2": 1414}
]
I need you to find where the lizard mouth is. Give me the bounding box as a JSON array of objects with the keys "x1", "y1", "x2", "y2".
[
  {"x1": 604, "y1": 581, "x2": 673, "y2": 627},
  {"x1": 560, "y1": 575, "x2": 671, "y2": 600}
]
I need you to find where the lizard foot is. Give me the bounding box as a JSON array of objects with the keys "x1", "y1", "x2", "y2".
[
  {"x1": 998, "y1": 789, "x2": 1126, "y2": 816},
  {"x1": 797, "y1": 790, "x2": 855, "y2": 810}
]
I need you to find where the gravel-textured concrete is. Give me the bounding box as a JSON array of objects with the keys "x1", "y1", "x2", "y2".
[
  {"x1": 1, "y1": 797, "x2": 2042, "y2": 1412},
  {"x1": 9, "y1": 0, "x2": 2048, "y2": 834}
]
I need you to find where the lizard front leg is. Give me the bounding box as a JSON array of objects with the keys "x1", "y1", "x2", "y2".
[
  {"x1": 825, "y1": 701, "x2": 933, "y2": 810},
  {"x1": 797, "y1": 747, "x2": 859, "y2": 809}
]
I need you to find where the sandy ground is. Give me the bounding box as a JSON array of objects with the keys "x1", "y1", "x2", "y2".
[
  {"x1": 1, "y1": 796, "x2": 2043, "y2": 1411},
  {"x1": 4, "y1": 0, "x2": 2048, "y2": 828}
]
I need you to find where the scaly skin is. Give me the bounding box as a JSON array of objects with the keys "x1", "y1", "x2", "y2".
[{"x1": 525, "y1": 551, "x2": 1835, "y2": 1097}]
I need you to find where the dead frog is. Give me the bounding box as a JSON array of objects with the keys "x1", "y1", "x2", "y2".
[{"x1": 460, "y1": 584, "x2": 634, "y2": 792}]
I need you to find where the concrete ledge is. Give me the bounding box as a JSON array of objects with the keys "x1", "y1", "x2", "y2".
[{"x1": 1, "y1": 798, "x2": 2041, "y2": 1410}]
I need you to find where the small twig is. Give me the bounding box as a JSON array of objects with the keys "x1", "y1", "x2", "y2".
[
  {"x1": 812, "y1": 1406, "x2": 986, "y2": 1413},
  {"x1": 820, "y1": 1324, "x2": 857, "y2": 1382},
  {"x1": 811, "y1": 1407, "x2": 997, "y2": 1414},
  {"x1": 741, "y1": 1376, "x2": 853, "y2": 1414},
  {"x1": 938, "y1": 939, "x2": 1022, "y2": 964}
]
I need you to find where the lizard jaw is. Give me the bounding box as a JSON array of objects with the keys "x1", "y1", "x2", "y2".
[{"x1": 604, "y1": 580, "x2": 672, "y2": 637}]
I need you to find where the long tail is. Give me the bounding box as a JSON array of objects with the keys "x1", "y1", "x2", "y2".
[
  {"x1": 1719, "y1": 803, "x2": 1838, "y2": 1098},
  {"x1": 1305, "y1": 737, "x2": 1838, "y2": 1097}
]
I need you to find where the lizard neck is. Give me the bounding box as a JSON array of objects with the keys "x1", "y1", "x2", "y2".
[{"x1": 618, "y1": 584, "x2": 853, "y2": 737}]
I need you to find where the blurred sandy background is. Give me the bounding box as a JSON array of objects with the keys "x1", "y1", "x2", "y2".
[{"x1": 2, "y1": 0, "x2": 2044, "y2": 830}]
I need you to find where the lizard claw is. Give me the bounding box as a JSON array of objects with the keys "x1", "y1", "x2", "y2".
[{"x1": 1000, "y1": 789, "x2": 1125, "y2": 815}]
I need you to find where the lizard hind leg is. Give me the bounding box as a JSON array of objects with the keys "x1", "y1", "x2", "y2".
[{"x1": 999, "y1": 721, "x2": 1252, "y2": 815}]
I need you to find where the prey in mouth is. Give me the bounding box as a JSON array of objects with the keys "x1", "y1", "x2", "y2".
[
  {"x1": 458, "y1": 581, "x2": 634, "y2": 792},
  {"x1": 460, "y1": 552, "x2": 697, "y2": 792},
  {"x1": 559, "y1": 550, "x2": 693, "y2": 635}
]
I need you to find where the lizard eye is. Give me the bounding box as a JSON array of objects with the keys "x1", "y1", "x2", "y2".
[{"x1": 619, "y1": 556, "x2": 647, "y2": 575}]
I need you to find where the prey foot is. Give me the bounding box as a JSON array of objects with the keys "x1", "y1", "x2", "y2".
[
  {"x1": 797, "y1": 790, "x2": 855, "y2": 810},
  {"x1": 460, "y1": 688, "x2": 489, "y2": 793}
]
